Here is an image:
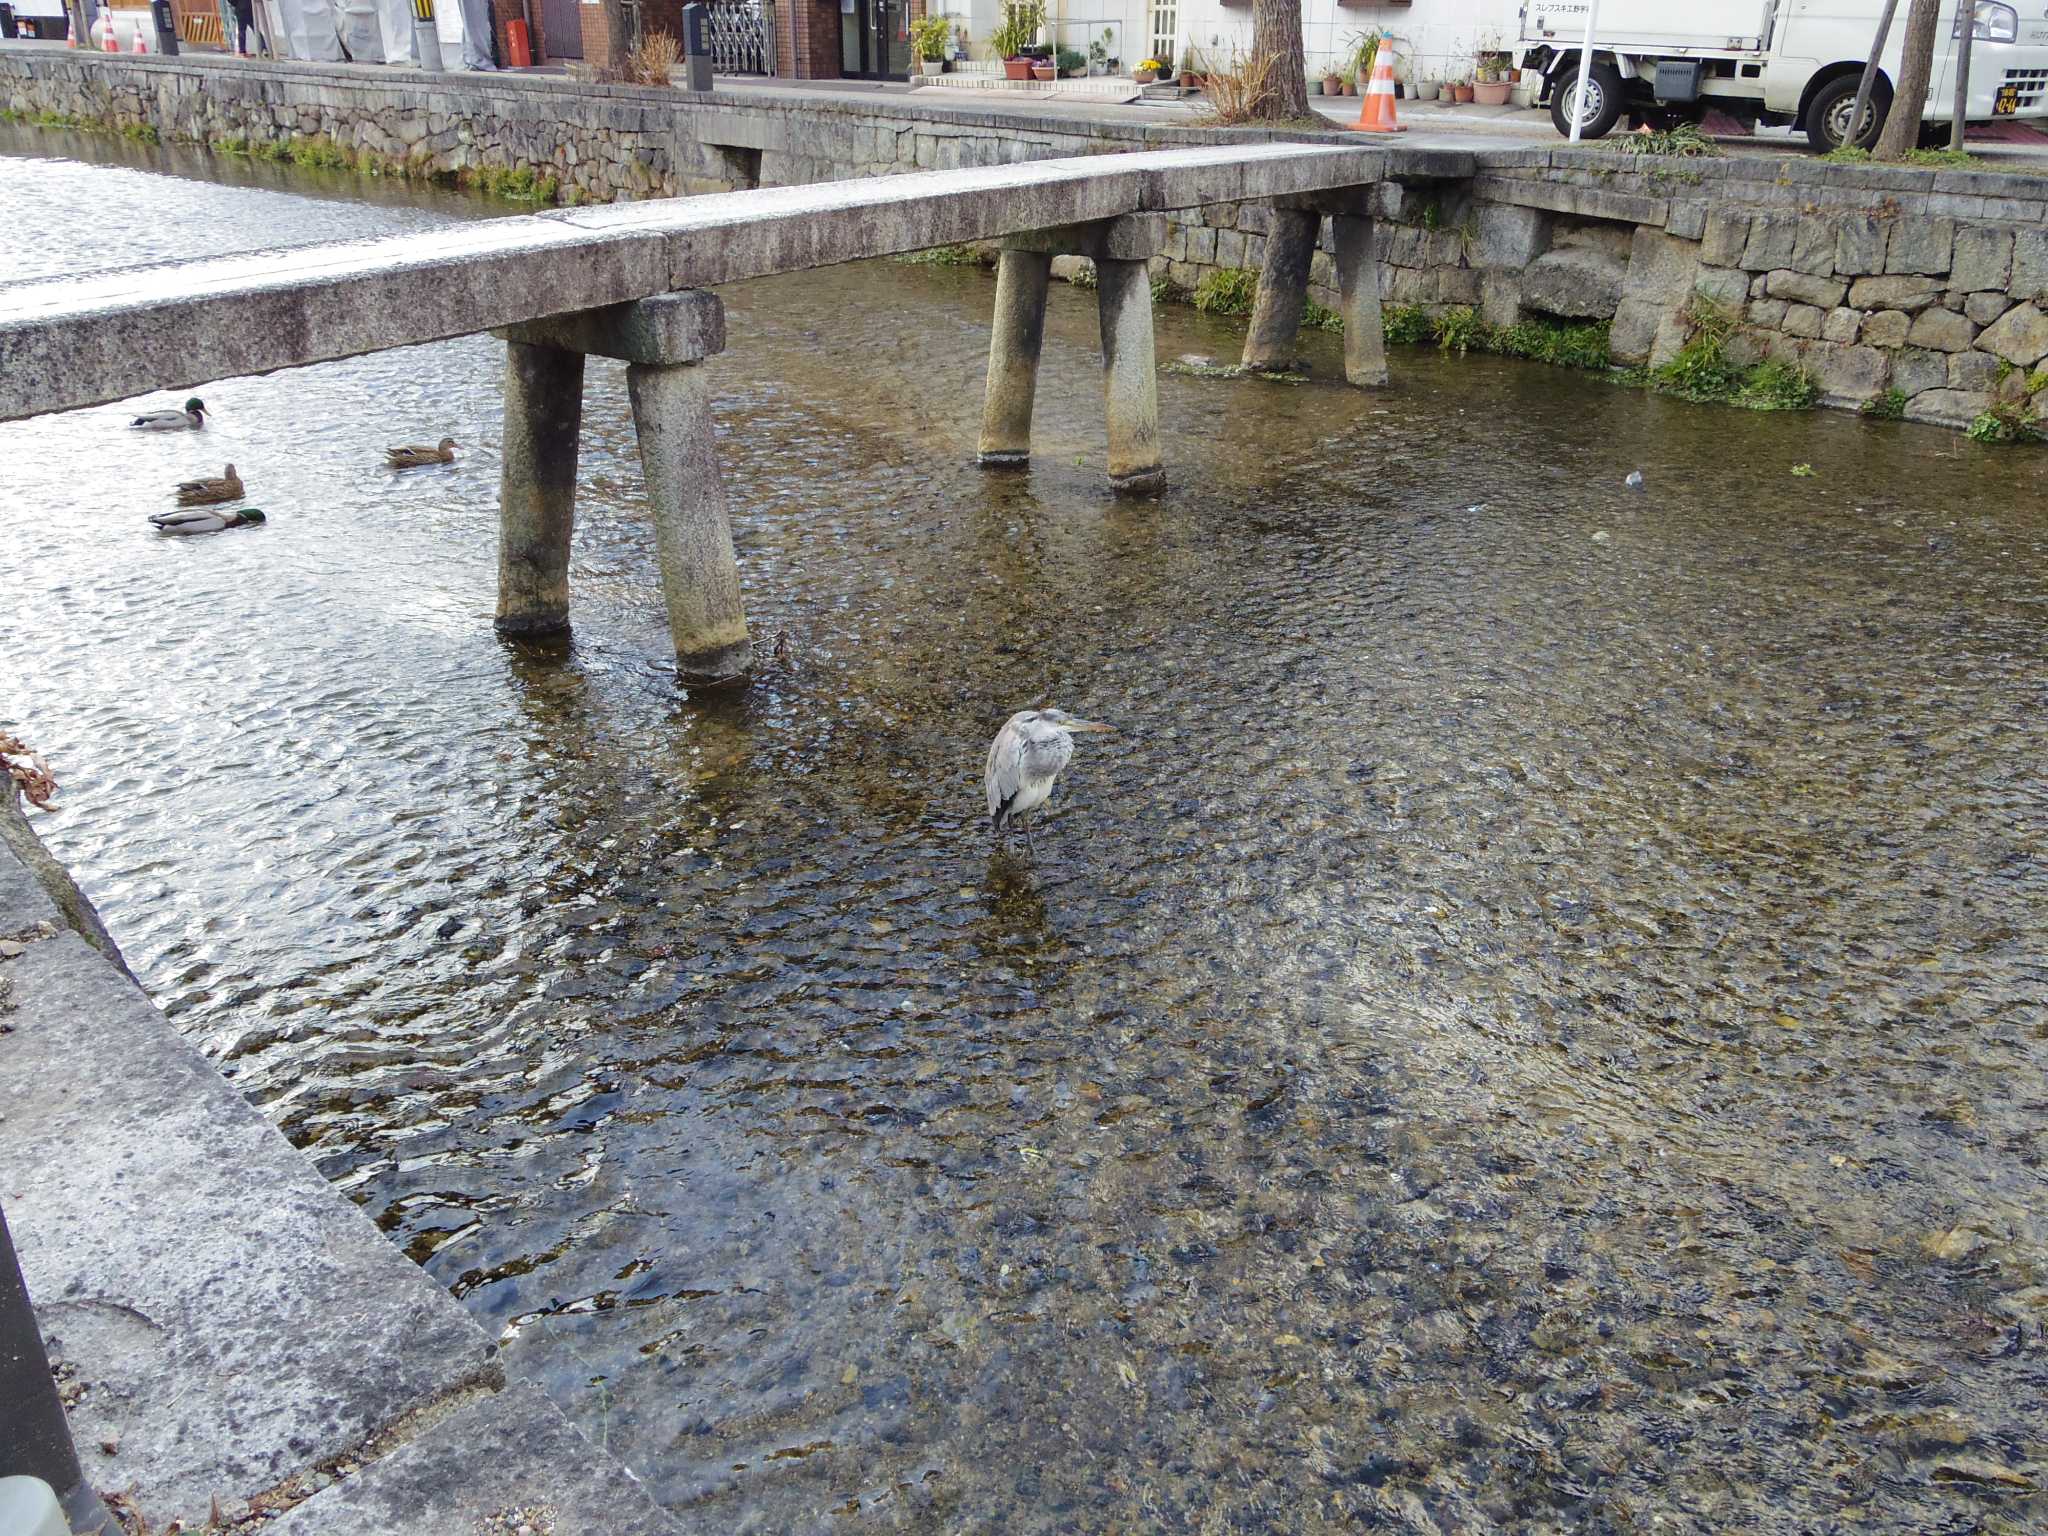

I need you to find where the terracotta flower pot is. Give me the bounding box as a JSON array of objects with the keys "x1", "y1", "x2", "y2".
[
  {"x1": 1003, "y1": 57, "x2": 1031, "y2": 80},
  {"x1": 1322, "y1": 73, "x2": 1343, "y2": 96},
  {"x1": 1452, "y1": 82, "x2": 1474, "y2": 103},
  {"x1": 1135, "y1": 68, "x2": 1156, "y2": 84},
  {"x1": 1473, "y1": 80, "x2": 1511, "y2": 105},
  {"x1": 1031, "y1": 62, "x2": 1055, "y2": 81}
]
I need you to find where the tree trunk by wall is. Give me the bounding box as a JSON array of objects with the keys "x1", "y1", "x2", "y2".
[
  {"x1": 1251, "y1": 0, "x2": 1308, "y2": 120},
  {"x1": 1875, "y1": 0, "x2": 1940, "y2": 158}
]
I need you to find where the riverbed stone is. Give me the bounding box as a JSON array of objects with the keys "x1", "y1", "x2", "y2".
[
  {"x1": 1948, "y1": 226, "x2": 2012, "y2": 292},
  {"x1": 1768, "y1": 269, "x2": 1848, "y2": 307},
  {"x1": 1974, "y1": 301, "x2": 2048, "y2": 365},
  {"x1": 1904, "y1": 387, "x2": 1990, "y2": 425},
  {"x1": 1783, "y1": 303, "x2": 1825, "y2": 338},
  {"x1": 1862, "y1": 309, "x2": 1912, "y2": 347},
  {"x1": 1908, "y1": 308, "x2": 1977, "y2": 352},
  {"x1": 1891, "y1": 347, "x2": 1950, "y2": 397},
  {"x1": 1885, "y1": 216, "x2": 1955, "y2": 275},
  {"x1": 1520, "y1": 246, "x2": 1626, "y2": 319},
  {"x1": 1848, "y1": 274, "x2": 1946, "y2": 312},
  {"x1": 1822, "y1": 306, "x2": 1862, "y2": 344},
  {"x1": 1811, "y1": 343, "x2": 1889, "y2": 403}
]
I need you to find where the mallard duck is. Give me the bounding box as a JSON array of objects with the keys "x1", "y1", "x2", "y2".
[
  {"x1": 131, "y1": 397, "x2": 207, "y2": 431},
  {"x1": 149, "y1": 506, "x2": 265, "y2": 536},
  {"x1": 386, "y1": 437, "x2": 457, "y2": 469},
  {"x1": 175, "y1": 464, "x2": 243, "y2": 506}
]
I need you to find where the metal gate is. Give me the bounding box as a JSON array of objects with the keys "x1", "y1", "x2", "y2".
[{"x1": 706, "y1": 0, "x2": 769, "y2": 73}]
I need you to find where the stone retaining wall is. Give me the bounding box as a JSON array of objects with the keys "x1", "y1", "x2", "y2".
[
  {"x1": 0, "y1": 46, "x2": 1168, "y2": 201},
  {"x1": 8, "y1": 45, "x2": 2048, "y2": 433}
]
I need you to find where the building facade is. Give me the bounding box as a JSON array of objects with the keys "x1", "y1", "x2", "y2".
[{"x1": 770, "y1": 0, "x2": 1524, "y2": 83}]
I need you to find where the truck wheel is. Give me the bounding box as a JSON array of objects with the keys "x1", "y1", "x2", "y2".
[
  {"x1": 1806, "y1": 74, "x2": 1886, "y2": 151},
  {"x1": 1550, "y1": 58, "x2": 1625, "y2": 140}
]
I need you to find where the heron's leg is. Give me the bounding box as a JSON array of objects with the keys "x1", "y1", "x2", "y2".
[{"x1": 1023, "y1": 814, "x2": 1037, "y2": 855}]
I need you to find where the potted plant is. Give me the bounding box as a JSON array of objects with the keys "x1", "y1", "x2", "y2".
[
  {"x1": 1343, "y1": 30, "x2": 1377, "y2": 94},
  {"x1": 1321, "y1": 61, "x2": 1344, "y2": 96},
  {"x1": 1057, "y1": 45, "x2": 1086, "y2": 77},
  {"x1": 1449, "y1": 75, "x2": 1473, "y2": 103},
  {"x1": 1180, "y1": 44, "x2": 1201, "y2": 89},
  {"x1": 993, "y1": 1, "x2": 1041, "y2": 80},
  {"x1": 1411, "y1": 72, "x2": 1440, "y2": 101},
  {"x1": 911, "y1": 15, "x2": 950, "y2": 77},
  {"x1": 1134, "y1": 56, "x2": 1163, "y2": 85},
  {"x1": 1031, "y1": 53, "x2": 1056, "y2": 81},
  {"x1": 1472, "y1": 31, "x2": 1511, "y2": 105},
  {"x1": 1473, "y1": 57, "x2": 1510, "y2": 104}
]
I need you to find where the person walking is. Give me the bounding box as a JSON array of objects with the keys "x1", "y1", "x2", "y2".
[{"x1": 228, "y1": 0, "x2": 253, "y2": 55}]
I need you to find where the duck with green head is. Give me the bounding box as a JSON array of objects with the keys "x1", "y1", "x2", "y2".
[
  {"x1": 131, "y1": 397, "x2": 207, "y2": 431},
  {"x1": 149, "y1": 506, "x2": 265, "y2": 536}
]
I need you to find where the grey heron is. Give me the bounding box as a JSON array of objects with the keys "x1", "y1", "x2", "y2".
[{"x1": 985, "y1": 708, "x2": 1115, "y2": 852}]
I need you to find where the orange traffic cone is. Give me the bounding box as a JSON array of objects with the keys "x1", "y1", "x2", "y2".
[
  {"x1": 1348, "y1": 34, "x2": 1407, "y2": 134},
  {"x1": 132, "y1": 21, "x2": 148, "y2": 50},
  {"x1": 66, "y1": 12, "x2": 77, "y2": 44}
]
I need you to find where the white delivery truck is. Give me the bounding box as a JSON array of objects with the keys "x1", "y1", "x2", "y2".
[{"x1": 1518, "y1": 1, "x2": 2048, "y2": 150}]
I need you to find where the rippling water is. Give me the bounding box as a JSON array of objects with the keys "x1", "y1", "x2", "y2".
[{"x1": 5, "y1": 126, "x2": 2046, "y2": 1532}]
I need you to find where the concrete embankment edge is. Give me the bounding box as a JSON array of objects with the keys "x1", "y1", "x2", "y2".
[{"x1": 0, "y1": 782, "x2": 682, "y2": 1535}]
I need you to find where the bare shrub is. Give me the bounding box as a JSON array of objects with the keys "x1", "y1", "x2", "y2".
[
  {"x1": 627, "y1": 30, "x2": 681, "y2": 86},
  {"x1": 1204, "y1": 47, "x2": 1282, "y2": 125}
]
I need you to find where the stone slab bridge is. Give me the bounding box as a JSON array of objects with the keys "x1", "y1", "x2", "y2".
[{"x1": 0, "y1": 143, "x2": 1432, "y2": 685}]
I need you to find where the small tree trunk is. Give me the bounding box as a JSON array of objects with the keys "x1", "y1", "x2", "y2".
[
  {"x1": 1874, "y1": 0, "x2": 1941, "y2": 158},
  {"x1": 1251, "y1": 0, "x2": 1309, "y2": 120}
]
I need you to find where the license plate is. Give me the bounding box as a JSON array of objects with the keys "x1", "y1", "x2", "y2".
[{"x1": 1996, "y1": 83, "x2": 2020, "y2": 115}]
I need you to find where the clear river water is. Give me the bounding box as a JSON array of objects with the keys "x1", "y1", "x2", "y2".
[{"x1": 3, "y1": 126, "x2": 2045, "y2": 1534}]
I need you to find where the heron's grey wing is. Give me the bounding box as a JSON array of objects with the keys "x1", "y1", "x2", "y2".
[{"x1": 986, "y1": 719, "x2": 1023, "y2": 822}]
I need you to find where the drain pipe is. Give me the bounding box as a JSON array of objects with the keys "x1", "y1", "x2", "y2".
[
  {"x1": 1569, "y1": 0, "x2": 1599, "y2": 142},
  {"x1": 0, "y1": 1202, "x2": 118, "y2": 1536}
]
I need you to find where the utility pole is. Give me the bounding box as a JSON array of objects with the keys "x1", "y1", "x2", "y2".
[
  {"x1": 1849, "y1": 0, "x2": 1901, "y2": 150},
  {"x1": 1950, "y1": 0, "x2": 1976, "y2": 151}
]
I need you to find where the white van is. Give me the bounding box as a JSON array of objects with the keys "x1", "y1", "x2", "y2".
[{"x1": 1518, "y1": 1, "x2": 2048, "y2": 149}]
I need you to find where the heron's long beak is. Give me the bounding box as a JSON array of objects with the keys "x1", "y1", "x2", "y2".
[{"x1": 1069, "y1": 718, "x2": 1116, "y2": 733}]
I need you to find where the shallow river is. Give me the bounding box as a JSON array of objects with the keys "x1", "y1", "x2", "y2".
[{"x1": 4, "y1": 127, "x2": 2045, "y2": 1533}]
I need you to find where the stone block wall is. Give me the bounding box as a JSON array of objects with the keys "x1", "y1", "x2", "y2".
[{"x1": 7, "y1": 48, "x2": 2048, "y2": 433}]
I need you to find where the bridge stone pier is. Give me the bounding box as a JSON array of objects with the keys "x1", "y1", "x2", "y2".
[
  {"x1": 1242, "y1": 193, "x2": 1391, "y2": 388},
  {"x1": 980, "y1": 213, "x2": 1170, "y2": 494},
  {"x1": 0, "y1": 142, "x2": 1418, "y2": 689},
  {"x1": 493, "y1": 291, "x2": 749, "y2": 686}
]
